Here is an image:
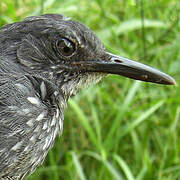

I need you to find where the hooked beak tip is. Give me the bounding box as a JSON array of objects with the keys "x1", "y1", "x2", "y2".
[
  {"x1": 171, "y1": 79, "x2": 177, "y2": 86},
  {"x1": 159, "y1": 77, "x2": 176, "y2": 86}
]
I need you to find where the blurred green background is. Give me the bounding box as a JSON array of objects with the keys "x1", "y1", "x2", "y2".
[{"x1": 0, "y1": 0, "x2": 180, "y2": 179}]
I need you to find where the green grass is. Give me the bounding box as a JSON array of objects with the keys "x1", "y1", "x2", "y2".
[{"x1": 0, "y1": 0, "x2": 180, "y2": 179}]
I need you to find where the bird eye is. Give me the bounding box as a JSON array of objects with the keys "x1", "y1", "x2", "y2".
[{"x1": 56, "y1": 38, "x2": 75, "y2": 57}]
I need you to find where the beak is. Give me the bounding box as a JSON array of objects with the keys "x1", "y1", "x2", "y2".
[{"x1": 72, "y1": 53, "x2": 176, "y2": 85}]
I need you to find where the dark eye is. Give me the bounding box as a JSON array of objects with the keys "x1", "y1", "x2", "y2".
[{"x1": 56, "y1": 38, "x2": 75, "y2": 56}]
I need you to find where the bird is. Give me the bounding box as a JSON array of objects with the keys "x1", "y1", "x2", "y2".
[{"x1": 0, "y1": 14, "x2": 176, "y2": 179}]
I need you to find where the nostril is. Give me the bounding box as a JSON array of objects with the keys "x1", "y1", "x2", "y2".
[{"x1": 114, "y1": 59, "x2": 122, "y2": 63}]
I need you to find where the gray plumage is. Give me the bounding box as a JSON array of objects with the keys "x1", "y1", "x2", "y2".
[
  {"x1": 0, "y1": 14, "x2": 175, "y2": 179},
  {"x1": 0, "y1": 14, "x2": 105, "y2": 179}
]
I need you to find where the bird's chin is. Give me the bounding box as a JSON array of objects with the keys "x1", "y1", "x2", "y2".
[{"x1": 59, "y1": 72, "x2": 105, "y2": 97}]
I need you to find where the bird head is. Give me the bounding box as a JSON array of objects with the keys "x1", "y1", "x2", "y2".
[{"x1": 0, "y1": 14, "x2": 175, "y2": 97}]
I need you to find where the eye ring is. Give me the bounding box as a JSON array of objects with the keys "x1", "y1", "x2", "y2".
[{"x1": 56, "y1": 38, "x2": 75, "y2": 57}]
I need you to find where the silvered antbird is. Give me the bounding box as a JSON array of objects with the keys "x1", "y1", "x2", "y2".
[{"x1": 0, "y1": 14, "x2": 176, "y2": 179}]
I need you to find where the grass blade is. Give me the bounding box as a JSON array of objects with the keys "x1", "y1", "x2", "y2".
[
  {"x1": 97, "y1": 19, "x2": 167, "y2": 38},
  {"x1": 71, "y1": 151, "x2": 87, "y2": 180},
  {"x1": 114, "y1": 154, "x2": 135, "y2": 180},
  {"x1": 119, "y1": 101, "x2": 164, "y2": 138},
  {"x1": 48, "y1": 150, "x2": 59, "y2": 180},
  {"x1": 105, "y1": 81, "x2": 141, "y2": 149},
  {"x1": 69, "y1": 99, "x2": 100, "y2": 150},
  {"x1": 81, "y1": 151, "x2": 122, "y2": 180}
]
